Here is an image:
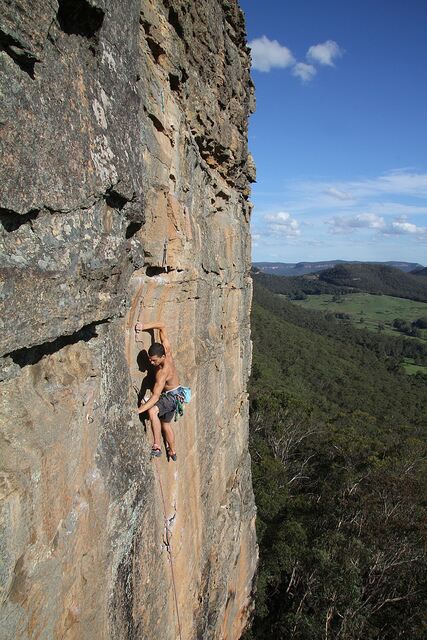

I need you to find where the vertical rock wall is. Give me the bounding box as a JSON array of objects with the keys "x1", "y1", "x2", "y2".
[{"x1": 0, "y1": 1, "x2": 257, "y2": 638}]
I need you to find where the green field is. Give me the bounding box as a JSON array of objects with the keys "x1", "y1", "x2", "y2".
[
  {"x1": 291, "y1": 292, "x2": 427, "y2": 343},
  {"x1": 403, "y1": 358, "x2": 427, "y2": 376}
]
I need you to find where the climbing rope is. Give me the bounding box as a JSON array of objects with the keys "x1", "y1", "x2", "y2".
[{"x1": 153, "y1": 457, "x2": 183, "y2": 640}]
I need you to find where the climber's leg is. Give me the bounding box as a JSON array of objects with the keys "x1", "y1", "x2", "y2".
[
  {"x1": 161, "y1": 420, "x2": 176, "y2": 457},
  {"x1": 148, "y1": 405, "x2": 162, "y2": 450}
]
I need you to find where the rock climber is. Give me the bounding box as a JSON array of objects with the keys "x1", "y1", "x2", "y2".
[{"x1": 135, "y1": 321, "x2": 181, "y2": 461}]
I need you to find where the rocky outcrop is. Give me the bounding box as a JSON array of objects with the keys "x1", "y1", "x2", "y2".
[{"x1": 0, "y1": 1, "x2": 256, "y2": 639}]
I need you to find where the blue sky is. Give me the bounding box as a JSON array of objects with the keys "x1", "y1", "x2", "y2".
[{"x1": 239, "y1": 0, "x2": 427, "y2": 264}]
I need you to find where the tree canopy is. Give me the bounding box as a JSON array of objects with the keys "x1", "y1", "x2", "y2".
[{"x1": 244, "y1": 281, "x2": 427, "y2": 640}]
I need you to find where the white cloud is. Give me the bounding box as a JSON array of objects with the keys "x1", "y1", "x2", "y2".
[
  {"x1": 292, "y1": 62, "x2": 317, "y2": 83},
  {"x1": 386, "y1": 220, "x2": 427, "y2": 236},
  {"x1": 288, "y1": 172, "x2": 427, "y2": 212},
  {"x1": 264, "y1": 211, "x2": 300, "y2": 237},
  {"x1": 252, "y1": 233, "x2": 261, "y2": 247},
  {"x1": 327, "y1": 213, "x2": 386, "y2": 234},
  {"x1": 323, "y1": 187, "x2": 354, "y2": 201},
  {"x1": 249, "y1": 35, "x2": 343, "y2": 82},
  {"x1": 390, "y1": 221, "x2": 418, "y2": 234},
  {"x1": 355, "y1": 213, "x2": 386, "y2": 229},
  {"x1": 327, "y1": 213, "x2": 427, "y2": 239},
  {"x1": 251, "y1": 169, "x2": 427, "y2": 262},
  {"x1": 334, "y1": 171, "x2": 427, "y2": 199},
  {"x1": 373, "y1": 202, "x2": 427, "y2": 216},
  {"x1": 307, "y1": 40, "x2": 343, "y2": 67},
  {"x1": 249, "y1": 36, "x2": 295, "y2": 72},
  {"x1": 367, "y1": 171, "x2": 427, "y2": 197}
]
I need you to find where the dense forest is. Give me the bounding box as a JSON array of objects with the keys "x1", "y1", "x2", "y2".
[{"x1": 244, "y1": 280, "x2": 427, "y2": 640}]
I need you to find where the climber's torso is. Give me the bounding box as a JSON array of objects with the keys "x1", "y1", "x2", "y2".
[{"x1": 155, "y1": 353, "x2": 180, "y2": 391}]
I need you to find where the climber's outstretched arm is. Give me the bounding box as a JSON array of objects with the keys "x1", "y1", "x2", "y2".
[
  {"x1": 138, "y1": 369, "x2": 167, "y2": 413},
  {"x1": 135, "y1": 321, "x2": 172, "y2": 355}
]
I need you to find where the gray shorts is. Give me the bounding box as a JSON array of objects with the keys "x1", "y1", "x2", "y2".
[{"x1": 155, "y1": 393, "x2": 177, "y2": 423}]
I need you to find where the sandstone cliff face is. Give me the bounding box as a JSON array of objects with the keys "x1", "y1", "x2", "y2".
[{"x1": 0, "y1": 1, "x2": 257, "y2": 639}]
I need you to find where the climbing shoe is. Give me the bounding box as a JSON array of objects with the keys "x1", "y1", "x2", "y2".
[
  {"x1": 166, "y1": 447, "x2": 177, "y2": 462},
  {"x1": 150, "y1": 446, "x2": 162, "y2": 458}
]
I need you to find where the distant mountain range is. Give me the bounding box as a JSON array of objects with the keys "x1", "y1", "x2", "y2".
[{"x1": 253, "y1": 260, "x2": 424, "y2": 277}]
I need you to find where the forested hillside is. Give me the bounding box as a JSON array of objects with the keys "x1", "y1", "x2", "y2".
[
  {"x1": 253, "y1": 277, "x2": 427, "y2": 365},
  {"x1": 253, "y1": 261, "x2": 423, "y2": 277},
  {"x1": 319, "y1": 263, "x2": 427, "y2": 302},
  {"x1": 244, "y1": 281, "x2": 427, "y2": 640},
  {"x1": 411, "y1": 267, "x2": 427, "y2": 277},
  {"x1": 254, "y1": 263, "x2": 427, "y2": 303},
  {"x1": 411, "y1": 267, "x2": 427, "y2": 284},
  {"x1": 254, "y1": 270, "x2": 347, "y2": 298}
]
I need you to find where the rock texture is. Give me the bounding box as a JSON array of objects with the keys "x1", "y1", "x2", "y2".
[{"x1": 0, "y1": 1, "x2": 257, "y2": 639}]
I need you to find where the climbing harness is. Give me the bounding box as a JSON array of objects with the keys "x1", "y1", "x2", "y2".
[
  {"x1": 153, "y1": 457, "x2": 183, "y2": 640},
  {"x1": 160, "y1": 386, "x2": 192, "y2": 422}
]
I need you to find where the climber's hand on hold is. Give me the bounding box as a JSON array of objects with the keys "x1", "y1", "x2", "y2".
[{"x1": 135, "y1": 322, "x2": 146, "y2": 343}]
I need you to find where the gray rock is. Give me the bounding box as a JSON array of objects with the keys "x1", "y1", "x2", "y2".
[{"x1": 0, "y1": 1, "x2": 257, "y2": 638}]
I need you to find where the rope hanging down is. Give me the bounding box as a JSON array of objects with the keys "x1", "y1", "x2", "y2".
[{"x1": 153, "y1": 457, "x2": 183, "y2": 640}]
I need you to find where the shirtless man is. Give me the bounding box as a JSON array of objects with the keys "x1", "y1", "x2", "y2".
[{"x1": 135, "y1": 321, "x2": 180, "y2": 460}]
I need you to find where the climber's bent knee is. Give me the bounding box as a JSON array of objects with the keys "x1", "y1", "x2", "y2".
[{"x1": 148, "y1": 405, "x2": 159, "y2": 418}]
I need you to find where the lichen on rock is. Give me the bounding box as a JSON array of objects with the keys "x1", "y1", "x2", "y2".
[{"x1": 0, "y1": 1, "x2": 257, "y2": 638}]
